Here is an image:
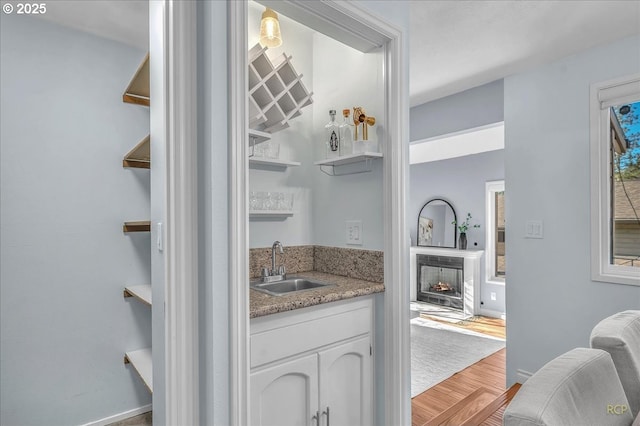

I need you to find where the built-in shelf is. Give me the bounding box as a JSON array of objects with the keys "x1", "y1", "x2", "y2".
[
  {"x1": 249, "y1": 210, "x2": 294, "y2": 218},
  {"x1": 248, "y1": 44, "x2": 313, "y2": 133},
  {"x1": 249, "y1": 157, "x2": 301, "y2": 169},
  {"x1": 123, "y1": 135, "x2": 150, "y2": 169},
  {"x1": 124, "y1": 348, "x2": 153, "y2": 393},
  {"x1": 123, "y1": 221, "x2": 151, "y2": 233},
  {"x1": 314, "y1": 152, "x2": 383, "y2": 176},
  {"x1": 124, "y1": 285, "x2": 152, "y2": 306},
  {"x1": 123, "y1": 54, "x2": 150, "y2": 106}
]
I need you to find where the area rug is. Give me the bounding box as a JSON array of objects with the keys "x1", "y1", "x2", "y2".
[{"x1": 411, "y1": 317, "x2": 505, "y2": 398}]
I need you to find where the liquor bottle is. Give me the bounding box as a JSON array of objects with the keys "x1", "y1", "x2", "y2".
[
  {"x1": 325, "y1": 110, "x2": 340, "y2": 159},
  {"x1": 338, "y1": 109, "x2": 354, "y2": 156}
]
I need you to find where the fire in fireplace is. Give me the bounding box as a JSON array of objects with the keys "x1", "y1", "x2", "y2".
[{"x1": 416, "y1": 254, "x2": 464, "y2": 310}]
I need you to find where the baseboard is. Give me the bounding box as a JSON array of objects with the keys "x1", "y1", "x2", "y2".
[
  {"x1": 479, "y1": 308, "x2": 505, "y2": 319},
  {"x1": 80, "y1": 404, "x2": 152, "y2": 426},
  {"x1": 516, "y1": 369, "x2": 533, "y2": 383}
]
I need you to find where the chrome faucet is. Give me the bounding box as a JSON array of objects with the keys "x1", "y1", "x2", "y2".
[
  {"x1": 261, "y1": 241, "x2": 286, "y2": 283},
  {"x1": 272, "y1": 241, "x2": 283, "y2": 275}
]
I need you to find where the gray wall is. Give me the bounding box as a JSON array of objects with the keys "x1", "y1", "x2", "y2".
[
  {"x1": 410, "y1": 79, "x2": 504, "y2": 142},
  {"x1": 1, "y1": 16, "x2": 151, "y2": 425},
  {"x1": 410, "y1": 150, "x2": 506, "y2": 313},
  {"x1": 504, "y1": 34, "x2": 640, "y2": 386},
  {"x1": 198, "y1": 1, "x2": 230, "y2": 424}
]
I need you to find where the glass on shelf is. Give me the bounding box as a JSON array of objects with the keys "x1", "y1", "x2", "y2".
[
  {"x1": 249, "y1": 191, "x2": 293, "y2": 212},
  {"x1": 252, "y1": 141, "x2": 280, "y2": 159}
]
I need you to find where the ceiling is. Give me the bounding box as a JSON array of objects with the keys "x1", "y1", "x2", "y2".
[{"x1": 37, "y1": 1, "x2": 640, "y2": 107}]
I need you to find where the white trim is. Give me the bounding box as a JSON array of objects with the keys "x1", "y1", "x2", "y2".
[
  {"x1": 163, "y1": 1, "x2": 199, "y2": 424},
  {"x1": 230, "y1": 2, "x2": 408, "y2": 425},
  {"x1": 80, "y1": 405, "x2": 152, "y2": 426},
  {"x1": 479, "y1": 308, "x2": 506, "y2": 320},
  {"x1": 410, "y1": 122, "x2": 504, "y2": 164},
  {"x1": 516, "y1": 369, "x2": 533, "y2": 383},
  {"x1": 229, "y1": 1, "x2": 250, "y2": 425},
  {"x1": 589, "y1": 74, "x2": 640, "y2": 287},
  {"x1": 485, "y1": 180, "x2": 505, "y2": 284}
]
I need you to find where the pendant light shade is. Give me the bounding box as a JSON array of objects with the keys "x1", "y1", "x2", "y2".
[{"x1": 259, "y1": 8, "x2": 282, "y2": 48}]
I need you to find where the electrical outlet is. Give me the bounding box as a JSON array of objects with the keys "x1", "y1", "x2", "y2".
[
  {"x1": 490, "y1": 292, "x2": 497, "y2": 301},
  {"x1": 346, "y1": 220, "x2": 362, "y2": 245}
]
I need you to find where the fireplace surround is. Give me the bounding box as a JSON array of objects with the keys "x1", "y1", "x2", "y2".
[{"x1": 410, "y1": 246, "x2": 484, "y2": 317}]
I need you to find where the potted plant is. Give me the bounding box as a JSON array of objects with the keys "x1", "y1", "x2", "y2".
[{"x1": 452, "y1": 213, "x2": 480, "y2": 250}]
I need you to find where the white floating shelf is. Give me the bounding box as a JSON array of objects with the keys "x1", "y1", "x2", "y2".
[
  {"x1": 124, "y1": 285, "x2": 152, "y2": 306},
  {"x1": 248, "y1": 128, "x2": 271, "y2": 144},
  {"x1": 249, "y1": 210, "x2": 294, "y2": 218},
  {"x1": 249, "y1": 157, "x2": 301, "y2": 168},
  {"x1": 314, "y1": 152, "x2": 383, "y2": 167},
  {"x1": 124, "y1": 348, "x2": 153, "y2": 393},
  {"x1": 314, "y1": 152, "x2": 383, "y2": 176}
]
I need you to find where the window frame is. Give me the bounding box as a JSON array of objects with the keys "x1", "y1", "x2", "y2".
[
  {"x1": 589, "y1": 73, "x2": 640, "y2": 287},
  {"x1": 485, "y1": 180, "x2": 506, "y2": 285}
]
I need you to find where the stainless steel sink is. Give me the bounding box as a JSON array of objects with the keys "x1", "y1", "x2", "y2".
[{"x1": 250, "y1": 277, "x2": 334, "y2": 296}]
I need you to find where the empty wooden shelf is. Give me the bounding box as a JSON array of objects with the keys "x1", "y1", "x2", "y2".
[
  {"x1": 123, "y1": 54, "x2": 150, "y2": 106},
  {"x1": 123, "y1": 135, "x2": 150, "y2": 169},
  {"x1": 124, "y1": 284, "x2": 152, "y2": 306},
  {"x1": 123, "y1": 221, "x2": 151, "y2": 233},
  {"x1": 124, "y1": 348, "x2": 152, "y2": 393}
]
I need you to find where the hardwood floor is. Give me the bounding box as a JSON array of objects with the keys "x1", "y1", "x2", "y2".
[
  {"x1": 412, "y1": 348, "x2": 519, "y2": 426},
  {"x1": 421, "y1": 314, "x2": 506, "y2": 339}
]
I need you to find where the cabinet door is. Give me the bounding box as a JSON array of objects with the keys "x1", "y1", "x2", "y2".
[
  {"x1": 251, "y1": 353, "x2": 319, "y2": 426},
  {"x1": 318, "y1": 336, "x2": 372, "y2": 426}
]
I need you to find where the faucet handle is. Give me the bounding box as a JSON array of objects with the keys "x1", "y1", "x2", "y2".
[
  {"x1": 278, "y1": 265, "x2": 286, "y2": 276},
  {"x1": 261, "y1": 267, "x2": 270, "y2": 278}
]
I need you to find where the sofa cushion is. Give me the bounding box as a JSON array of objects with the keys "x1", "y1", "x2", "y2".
[
  {"x1": 591, "y1": 310, "x2": 640, "y2": 417},
  {"x1": 504, "y1": 348, "x2": 633, "y2": 426}
]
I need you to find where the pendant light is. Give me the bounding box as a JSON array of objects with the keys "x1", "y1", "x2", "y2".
[{"x1": 259, "y1": 7, "x2": 282, "y2": 48}]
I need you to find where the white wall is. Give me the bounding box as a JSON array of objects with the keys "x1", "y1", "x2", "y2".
[
  {"x1": 0, "y1": 16, "x2": 151, "y2": 425},
  {"x1": 504, "y1": 35, "x2": 640, "y2": 386},
  {"x1": 410, "y1": 150, "x2": 506, "y2": 314},
  {"x1": 311, "y1": 34, "x2": 385, "y2": 250},
  {"x1": 248, "y1": 3, "x2": 385, "y2": 251},
  {"x1": 249, "y1": 1, "x2": 316, "y2": 248}
]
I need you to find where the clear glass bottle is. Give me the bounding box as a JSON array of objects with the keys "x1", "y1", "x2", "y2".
[
  {"x1": 338, "y1": 109, "x2": 354, "y2": 156},
  {"x1": 325, "y1": 110, "x2": 340, "y2": 159}
]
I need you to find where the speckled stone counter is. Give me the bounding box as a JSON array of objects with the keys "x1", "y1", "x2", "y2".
[{"x1": 249, "y1": 270, "x2": 385, "y2": 318}]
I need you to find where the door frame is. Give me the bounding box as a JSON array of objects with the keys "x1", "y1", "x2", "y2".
[{"x1": 228, "y1": 1, "x2": 410, "y2": 425}]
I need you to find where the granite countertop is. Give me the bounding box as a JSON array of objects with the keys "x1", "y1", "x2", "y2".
[{"x1": 249, "y1": 271, "x2": 385, "y2": 318}]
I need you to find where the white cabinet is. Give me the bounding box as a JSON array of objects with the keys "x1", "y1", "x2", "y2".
[
  {"x1": 318, "y1": 336, "x2": 371, "y2": 426},
  {"x1": 250, "y1": 297, "x2": 373, "y2": 426},
  {"x1": 250, "y1": 353, "x2": 319, "y2": 426}
]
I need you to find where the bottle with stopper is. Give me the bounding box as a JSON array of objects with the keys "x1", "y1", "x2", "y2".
[
  {"x1": 325, "y1": 109, "x2": 340, "y2": 159},
  {"x1": 338, "y1": 108, "x2": 354, "y2": 156}
]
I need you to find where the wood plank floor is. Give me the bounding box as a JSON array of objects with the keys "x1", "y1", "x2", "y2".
[
  {"x1": 421, "y1": 314, "x2": 506, "y2": 339},
  {"x1": 412, "y1": 348, "x2": 509, "y2": 426}
]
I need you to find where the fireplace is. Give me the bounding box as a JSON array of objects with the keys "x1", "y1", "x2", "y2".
[{"x1": 416, "y1": 254, "x2": 464, "y2": 310}]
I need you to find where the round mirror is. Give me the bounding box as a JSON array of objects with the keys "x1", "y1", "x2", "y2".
[{"x1": 417, "y1": 198, "x2": 457, "y2": 248}]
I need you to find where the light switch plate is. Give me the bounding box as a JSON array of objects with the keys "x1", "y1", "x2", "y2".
[
  {"x1": 346, "y1": 220, "x2": 363, "y2": 245},
  {"x1": 525, "y1": 220, "x2": 543, "y2": 239}
]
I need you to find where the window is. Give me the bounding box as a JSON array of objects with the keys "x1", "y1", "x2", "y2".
[
  {"x1": 590, "y1": 74, "x2": 640, "y2": 286},
  {"x1": 486, "y1": 180, "x2": 505, "y2": 283}
]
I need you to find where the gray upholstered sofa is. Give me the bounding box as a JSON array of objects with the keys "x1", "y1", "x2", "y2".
[{"x1": 504, "y1": 310, "x2": 640, "y2": 426}]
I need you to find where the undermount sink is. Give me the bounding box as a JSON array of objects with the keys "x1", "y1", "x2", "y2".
[{"x1": 250, "y1": 277, "x2": 334, "y2": 296}]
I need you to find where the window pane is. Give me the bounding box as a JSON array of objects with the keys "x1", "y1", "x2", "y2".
[
  {"x1": 611, "y1": 101, "x2": 640, "y2": 268},
  {"x1": 495, "y1": 191, "x2": 506, "y2": 277}
]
